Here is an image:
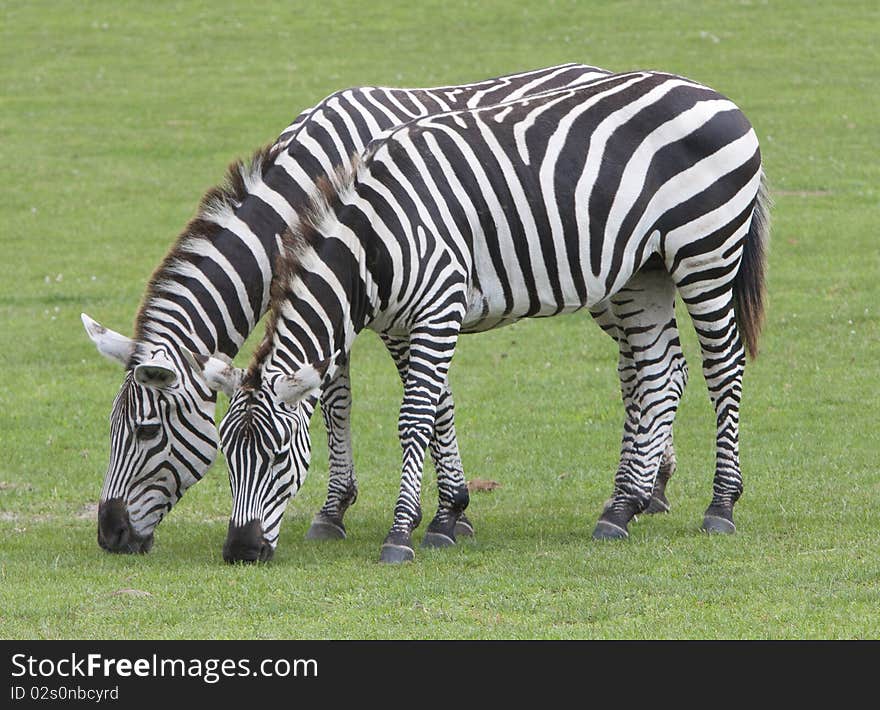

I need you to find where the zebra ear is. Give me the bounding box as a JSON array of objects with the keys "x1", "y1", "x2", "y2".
[
  {"x1": 81, "y1": 313, "x2": 136, "y2": 367},
  {"x1": 183, "y1": 349, "x2": 243, "y2": 398},
  {"x1": 274, "y1": 356, "x2": 333, "y2": 405}
]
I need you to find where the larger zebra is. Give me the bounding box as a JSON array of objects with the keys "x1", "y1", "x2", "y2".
[
  {"x1": 79, "y1": 64, "x2": 625, "y2": 555},
  {"x1": 198, "y1": 70, "x2": 770, "y2": 563}
]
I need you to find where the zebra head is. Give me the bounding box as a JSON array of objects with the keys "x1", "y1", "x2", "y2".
[
  {"x1": 82, "y1": 314, "x2": 219, "y2": 554},
  {"x1": 191, "y1": 354, "x2": 323, "y2": 563}
]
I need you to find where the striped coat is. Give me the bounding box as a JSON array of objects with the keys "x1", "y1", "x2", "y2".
[
  {"x1": 80, "y1": 64, "x2": 614, "y2": 555},
  {"x1": 203, "y1": 70, "x2": 769, "y2": 562}
]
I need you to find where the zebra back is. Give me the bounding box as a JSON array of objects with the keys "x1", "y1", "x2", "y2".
[{"x1": 136, "y1": 63, "x2": 612, "y2": 362}]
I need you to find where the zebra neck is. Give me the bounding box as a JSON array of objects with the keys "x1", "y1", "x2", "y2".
[
  {"x1": 135, "y1": 285, "x2": 253, "y2": 362},
  {"x1": 266, "y1": 224, "x2": 376, "y2": 374},
  {"x1": 134, "y1": 326, "x2": 230, "y2": 369},
  {"x1": 133, "y1": 142, "x2": 296, "y2": 362}
]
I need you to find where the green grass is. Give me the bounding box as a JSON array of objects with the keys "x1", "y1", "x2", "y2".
[{"x1": 1, "y1": 0, "x2": 878, "y2": 639}]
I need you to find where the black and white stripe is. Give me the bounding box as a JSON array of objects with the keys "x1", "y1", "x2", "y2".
[
  {"x1": 211, "y1": 70, "x2": 770, "y2": 562},
  {"x1": 81, "y1": 64, "x2": 613, "y2": 554}
]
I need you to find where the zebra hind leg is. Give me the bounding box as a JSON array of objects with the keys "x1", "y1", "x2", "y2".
[
  {"x1": 422, "y1": 385, "x2": 472, "y2": 548},
  {"x1": 593, "y1": 268, "x2": 686, "y2": 540},
  {"x1": 645, "y1": 344, "x2": 687, "y2": 515},
  {"x1": 603, "y1": 436, "x2": 677, "y2": 517},
  {"x1": 648, "y1": 317, "x2": 688, "y2": 514},
  {"x1": 644, "y1": 436, "x2": 678, "y2": 514},
  {"x1": 590, "y1": 281, "x2": 686, "y2": 519},
  {"x1": 680, "y1": 286, "x2": 745, "y2": 535}
]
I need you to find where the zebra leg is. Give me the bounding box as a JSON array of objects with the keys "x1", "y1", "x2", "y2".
[
  {"x1": 306, "y1": 362, "x2": 359, "y2": 540},
  {"x1": 380, "y1": 334, "x2": 472, "y2": 547},
  {"x1": 593, "y1": 268, "x2": 687, "y2": 540},
  {"x1": 648, "y1": 433, "x2": 679, "y2": 514},
  {"x1": 601, "y1": 314, "x2": 644, "y2": 519},
  {"x1": 380, "y1": 325, "x2": 462, "y2": 564},
  {"x1": 423, "y1": 386, "x2": 472, "y2": 547},
  {"x1": 590, "y1": 266, "x2": 687, "y2": 516},
  {"x1": 678, "y1": 284, "x2": 745, "y2": 534}
]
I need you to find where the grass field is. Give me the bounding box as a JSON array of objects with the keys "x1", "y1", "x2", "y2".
[{"x1": 1, "y1": 1, "x2": 878, "y2": 639}]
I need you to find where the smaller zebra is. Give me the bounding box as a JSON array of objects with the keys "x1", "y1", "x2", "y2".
[{"x1": 195, "y1": 71, "x2": 770, "y2": 563}]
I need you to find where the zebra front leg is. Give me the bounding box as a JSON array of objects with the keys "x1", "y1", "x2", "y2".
[
  {"x1": 593, "y1": 270, "x2": 686, "y2": 540},
  {"x1": 381, "y1": 334, "x2": 472, "y2": 547},
  {"x1": 306, "y1": 361, "x2": 358, "y2": 540},
  {"x1": 380, "y1": 326, "x2": 461, "y2": 564}
]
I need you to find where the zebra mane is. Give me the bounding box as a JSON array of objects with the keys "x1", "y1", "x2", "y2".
[
  {"x1": 242, "y1": 154, "x2": 362, "y2": 390},
  {"x1": 133, "y1": 142, "x2": 284, "y2": 343}
]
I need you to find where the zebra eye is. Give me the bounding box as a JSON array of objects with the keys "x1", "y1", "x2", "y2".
[{"x1": 135, "y1": 422, "x2": 161, "y2": 441}]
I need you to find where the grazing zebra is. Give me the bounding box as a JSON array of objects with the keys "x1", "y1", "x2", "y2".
[
  {"x1": 198, "y1": 69, "x2": 770, "y2": 563},
  {"x1": 79, "y1": 63, "x2": 616, "y2": 556}
]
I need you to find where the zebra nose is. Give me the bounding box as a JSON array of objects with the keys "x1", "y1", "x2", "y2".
[
  {"x1": 98, "y1": 498, "x2": 132, "y2": 550},
  {"x1": 223, "y1": 519, "x2": 274, "y2": 564},
  {"x1": 97, "y1": 499, "x2": 153, "y2": 554}
]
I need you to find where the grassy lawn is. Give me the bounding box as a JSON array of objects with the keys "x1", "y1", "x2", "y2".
[{"x1": 1, "y1": 0, "x2": 878, "y2": 639}]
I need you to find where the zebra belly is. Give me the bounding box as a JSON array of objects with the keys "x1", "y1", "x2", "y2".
[{"x1": 460, "y1": 282, "x2": 586, "y2": 334}]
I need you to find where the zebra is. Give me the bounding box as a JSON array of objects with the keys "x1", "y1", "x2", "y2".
[
  {"x1": 79, "y1": 63, "x2": 621, "y2": 556},
  {"x1": 197, "y1": 69, "x2": 770, "y2": 563}
]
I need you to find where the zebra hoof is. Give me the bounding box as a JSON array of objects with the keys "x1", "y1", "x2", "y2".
[
  {"x1": 591, "y1": 520, "x2": 629, "y2": 540},
  {"x1": 645, "y1": 495, "x2": 671, "y2": 515},
  {"x1": 701, "y1": 503, "x2": 736, "y2": 534},
  {"x1": 379, "y1": 543, "x2": 415, "y2": 564},
  {"x1": 454, "y1": 514, "x2": 475, "y2": 538},
  {"x1": 305, "y1": 517, "x2": 347, "y2": 541},
  {"x1": 701, "y1": 514, "x2": 736, "y2": 535},
  {"x1": 422, "y1": 531, "x2": 456, "y2": 549}
]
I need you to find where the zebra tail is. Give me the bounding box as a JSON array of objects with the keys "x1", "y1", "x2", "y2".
[{"x1": 734, "y1": 170, "x2": 772, "y2": 360}]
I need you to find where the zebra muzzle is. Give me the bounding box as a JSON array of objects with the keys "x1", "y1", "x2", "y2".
[
  {"x1": 97, "y1": 498, "x2": 154, "y2": 554},
  {"x1": 223, "y1": 519, "x2": 274, "y2": 564}
]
